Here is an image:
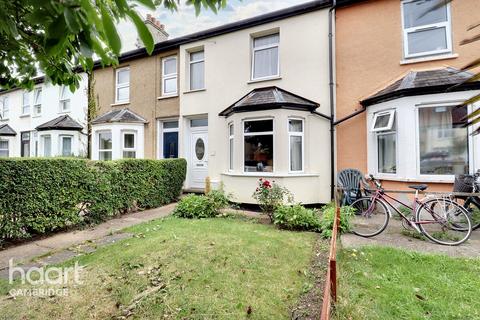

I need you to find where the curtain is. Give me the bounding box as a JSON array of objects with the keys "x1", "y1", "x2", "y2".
[
  {"x1": 190, "y1": 61, "x2": 204, "y2": 90},
  {"x1": 254, "y1": 47, "x2": 278, "y2": 79},
  {"x1": 290, "y1": 136, "x2": 302, "y2": 171}
]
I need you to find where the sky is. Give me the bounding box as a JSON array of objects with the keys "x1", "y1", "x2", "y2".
[{"x1": 117, "y1": 0, "x2": 312, "y2": 52}]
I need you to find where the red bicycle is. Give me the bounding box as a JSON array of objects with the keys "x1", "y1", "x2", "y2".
[{"x1": 349, "y1": 175, "x2": 472, "y2": 246}]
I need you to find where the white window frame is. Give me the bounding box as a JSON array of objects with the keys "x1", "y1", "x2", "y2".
[
  {"x1": 115, "y1": 67, "x2": 130, "y2": 103},
  {"x1": 0, "y1": 139, "x2": 9, "y2": 157},
  {"x1": 375, "y1": 125, "x2": 398, "y2": 176},
  {"x1": 59, "y1": 86, "x2": 72, "y2": 113},
  {"x1": 371, "y1": 110, "x2": 396, "y2": 132},
  {"x1": 122, "y1": 131, "x2": 137, "y2": 159},
  {"x1": 228, "y1": 122, "x2": 234, "y2": 171},
  {"x1": 288, "y1": 118, "x2": 304, "y2": 173},
  {"x1": 242, "y1": 118, "x2": 275, "y2": 174},
  {"x1": 60, "y1": 135, "x2": 73, "y2": 157},
  {"x1": 42, "y1": 134, "x2": 52, "y2": 157},
  {"x1": 157, "y1": 119, "x2": 179, "y2": 159},
  {"x1": 22, "y1": 91, "x2": 30, "y2": 116},
  {"x1": 98, "y1": 130, "x2": 113, "y2": 161},
  {"x1": 189, "y1": 50, "x2": 205, "y2": 91},
  {"x1": 33, "y1": 87, "x2": 42, "y2": 116},
  {"x1": 401, "y1": 0, "x2": 452, "y2": 59},
  {"x1": 251, "y1": 32, "x2": 280, "y2": 81},
  {"x1": 0, "y1": 97, "x2": 9, "y2": 120},
  {"x1": 162, "y1": 56, "x2": 178, "y2": 96}
]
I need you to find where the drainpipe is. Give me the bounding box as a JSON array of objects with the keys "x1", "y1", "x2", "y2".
[{"x1": 328, "y1": 0, "x2": 337, "y2": 201}]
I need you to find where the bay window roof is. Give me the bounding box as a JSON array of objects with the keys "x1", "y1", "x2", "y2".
[
  {"x1": 361, "y1": 67, "x2": 480, "y2": 107},
  {"x1": 92, "y1": 108, "x2": 148, "y2": 125},
  {"x1": 36, "y1": 115, "x2": 83, "y2": 131},
  {"x1": 219, "y1": 86, "x2": 319, "y2": 117},
  {"x1": 0, "y1": 124, "x2": 16, "y2": 136}
]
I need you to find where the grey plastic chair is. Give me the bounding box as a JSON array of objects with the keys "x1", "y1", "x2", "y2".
[{"x1": 337, "y1": 169, "x2": 366, "y2": 206}]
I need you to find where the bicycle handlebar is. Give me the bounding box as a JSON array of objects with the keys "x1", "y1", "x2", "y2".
[{"x1": 368, "y1": 174, "x2": 382, "y2": 189}]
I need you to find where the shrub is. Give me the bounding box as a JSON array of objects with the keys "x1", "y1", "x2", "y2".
[
  {"x1": 319, "y1": 203, "x2": 355, "y2": 238},
  {"x1": 174, "y1": 188, "x2": 231, "y2": 219},
  {"x1": 0, "y1": 158, "x2": 186, "y2": 241},
  {"x1": 252, "y1": 178, "x2": 293, "y2": 221},
  {"x1": 273, "y1": 204, "x2": 321, "y2": 232}
]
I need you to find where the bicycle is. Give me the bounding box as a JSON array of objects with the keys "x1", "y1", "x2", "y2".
[
  {"x1": 349, "y1": 175, "x2": 472, "y2": 246},
  {"x1": 453, "y1": 171, "x2": 480, "y2": 230}
]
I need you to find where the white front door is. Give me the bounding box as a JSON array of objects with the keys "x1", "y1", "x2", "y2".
[{"x1": 189, "y1": 131, "x2": 208, "y2": 189}]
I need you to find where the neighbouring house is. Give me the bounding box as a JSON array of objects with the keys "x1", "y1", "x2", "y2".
[
  {"x1": 335, "y1": 0, "x2": 480, "y2": 193},
  {"x1": 0, "y1": 75, "x2": 88, "y2": 158},
  {"x1": 91, "y1": 1, "x2": 333, "y2": 204}
]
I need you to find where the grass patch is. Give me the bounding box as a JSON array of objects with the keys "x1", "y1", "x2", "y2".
[
  {"x1": 0, "y1": 217, "x2": 321, "y2": 319},
  {"x1": 335, "y1": 246, "x2": 480, "y2": 320}
]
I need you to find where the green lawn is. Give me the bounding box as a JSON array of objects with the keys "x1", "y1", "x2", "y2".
[
  {"x1": 335, "y1": 246, "x2": 480, "y2": 320},
  {"x1": 0, "y1": 217, "x2": 320, "y2": 319}
]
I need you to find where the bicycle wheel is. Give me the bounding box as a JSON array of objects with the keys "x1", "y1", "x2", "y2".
[
  {"x1": 462, "y1": 198, "x2": 480, "y2": 230},
  {"x1": 416, "y1": 198, "x2": 472, "y2": 246},
  {"x1": 350, "y1": 197, "x2": 390, "y2": 237}
]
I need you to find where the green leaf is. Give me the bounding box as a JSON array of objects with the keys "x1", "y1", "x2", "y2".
[
  {"x1": 100, "y1": 5, "x2": 122, "y2": 55},
  {"x1": 64, "y1": 7, "x2": 81, "y2": 33},
  {"x1": 134, "y1": 0, "x2": 156, "y2": 10},
  {"x1": 128, "y1": 10, "x2": 154, "y2": 54}
]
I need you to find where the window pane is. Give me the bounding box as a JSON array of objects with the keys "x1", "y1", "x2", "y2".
[
  {"x1": 62, "y1": 137, "x2": 72, "y2": 156},
  {"x1": 34, "y1": 89, "x2": 42, "y2": 104},
  {"x1": 61, "y1": 100, "x2": 70, "y2": 111},
  {"x1": 163, "y1": 132, "x2": 178, "y2": 158},
  {"x1": 0, "y1": 150, "x2": 7, "y2": 157},
  {"x1": 99, "y1": 151, "x2": 112, "y2": 161},
  {"x1": 289, "y1": 120, "x2": 303, "y2": 132},
  {"x1": 163, "y1": 58, "x2": 177, "y2": 75},
  {"x1": 123, "y1": 151, "x2": 136, "y2": 159},
  {"x1": 190, "y1": 61, "x2": 205, "y2": 90},
  {"x1": 190, "y1": 51, "x2": 204, "y2": 62},
  {"x1": 117, "y1": 69, "x2": 129, "y2": 84},
  {"x1": 378, "y1": 133, "x2": 396, "y2": 174},
  {"x1": 407, "y1": 27, "x2": 447, "y2": 55},
  {"x1": 254, "y1": 33, "x2": 279, "y2": 48},
  {"x1": 403, "y1": 0, "x2": 447, "y2": 28},
  {"x1": 190, "y1": 118, "x2": 208, "y2": 127},
  {"x1": 163, "y1": 121, "x2": 179, "y2": 129},
  {"x1": 244, "y1": 120, "x2": 273, "y2": 133},
  {"x1": 374, "y1": 113, "x2": 391, "y2": 129},
  {"x1": 99, "y1": 132, "x2": 112, "y2": 150},
  {"x1": 43, "y1": 136, "x2": 51, "y2": 157},
  {"x1": 290, "y1": 135, "x2": 303, "y2": 171},
  {"x1": 0, "y1": 140, "x2": 8, "y2": 158},
  {"x1": 229, "y1": 138, "x2": 234, "y2": 170},
  {"x1": 164, "y1": 77, "x2": 177, "y2": 94},
  {"x1": 253, "y1": 47, "x2": 279, "y2": 79},
  {"x1": 117, "y1": 86, "x2": 129, "y2": 101},
  {"x1": 419, "y1": 106, "x2": 468, "y2": 175},
  {"x1": 229, "y1": 124, "x2": 234, "y2": 136},
  {"x1": 244, "y1": 134, "x2": 273, "y2": 172},
  {"x1": 23, "y1": 92, "x2": 30, "y2": 105},
  {"x1": 124, "y1": 133, "x2": 135, "y2": 148}
]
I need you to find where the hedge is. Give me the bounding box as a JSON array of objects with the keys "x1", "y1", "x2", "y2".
[{"x1": 0, "y1": 158, "x2": 187, "y2": 241}]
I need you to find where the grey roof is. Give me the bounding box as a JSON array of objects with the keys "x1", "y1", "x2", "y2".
[
  {"x1": 0, "y1": 124, "x2": 16, "y2": 136},
  {"x1": 362, "y1": 67, "x2": 480, "y2": 106},
  {"x1": 91, "y1": 108, "x2": 148, "y2": 125},
  {"x1": 36, "y1": 115, "x2": 84, "y2": 131},
  {"x1": 219, "y1": 86, "x2": 319, "y2": 117}
]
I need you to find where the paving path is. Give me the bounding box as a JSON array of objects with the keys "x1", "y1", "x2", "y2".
[
  {"x1": 0, "y1": 203, "x2": 176, "y2": 275},
  {"x1": 342, "y1": 218, "x2": 480, "y2": 258}
]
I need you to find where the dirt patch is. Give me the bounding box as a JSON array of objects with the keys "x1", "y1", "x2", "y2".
[{"x1": 291, "y1": 237, "x2": 329, "y2": 320}]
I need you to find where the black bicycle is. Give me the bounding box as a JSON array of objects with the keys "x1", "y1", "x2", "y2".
[{"x1": 454, "y1": 171, "x2": 480, "y2": 230}]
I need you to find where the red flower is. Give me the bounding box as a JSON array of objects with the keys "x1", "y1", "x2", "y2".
[{"x1": 262, "y1": 180, "x2": 271, "y2": 188}]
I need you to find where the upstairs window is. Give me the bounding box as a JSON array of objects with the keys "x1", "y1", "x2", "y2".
[
  {"x1": 244, "y1": 119, "x2": 274, "y2": 173},
  {"x1": 59, "y1": 86, "x2": 72, "y2": 112},
  {"x1": 402, "y1": 0, "x2": 451, "y2": 58},
  {"x1": 252, "y1": 33, "x2": 279, "y2": 80},
  {"x1": 33, "y1": 88, "x2": 42, "y2": 116},
  {"x1": 115, "y1": 67, "x2": 130, "y2": 103},
  {"x1": 0, "y1": 97, "x2": 9, "y2": 120},
  {"x1": 162, "y1": 56, "x2": 178, "y2": 96},
  {"x1": 189, "y1": 50, "x2": 205, "y2": 91},
  {"x1": 22, "y1": 92, "x2": 30, "y2": 115}
]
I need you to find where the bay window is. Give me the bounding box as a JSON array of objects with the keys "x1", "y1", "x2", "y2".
[
  {"x1": 122, "y1": 131, "x2": 136, "y2": 158},
  {"x1": 252, "y1": 33, "x2": 279, "y2": 80},
  {"x1": 244, "y1": 119, "x2": 273, "y2": 172},
  {"x1": 402, "y1": 0, "x2": 451, "y2": 58},
  {"x1": 60, "y1": 135, "x2": 73, "y2": 156},
  {"x1": 189, "y1": 50, "x2": 205, "y2": 91},
  {"x1": 98, "y1": 131, "x2": 112, "y2": 160},
  {"x1": 42, "y1": 135, "x2": 51, "y2": 157},
  {"x1": 115, "y1": 67, "x2": 130, "y2": 103},
  {"x1": 0, "y1": 139, "x2": 9, "y2": 157},
  {"x1": 229, "y1": 123, "x2": 234, "y2": 171},
  {"x1": 162, "y1": 56, "x2": 177, "y2": 96},
  {"x1": 372, "y1": 110, "x2": 397, "y2": 174},
  {"x1": 288, "y1": 119, "x2": 304, "y2": 172}
]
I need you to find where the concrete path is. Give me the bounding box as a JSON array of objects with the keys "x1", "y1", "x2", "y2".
[
  {"x1": 342, "y1": 219, "x2": 480, "y2": 258},
  {"x1": 0, "y1": 203, "x2": 176, "y2": 271}
]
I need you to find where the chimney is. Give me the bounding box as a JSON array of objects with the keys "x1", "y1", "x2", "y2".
[{"x1": 135, "y1": 15, "x2": 169, "y2": 49}]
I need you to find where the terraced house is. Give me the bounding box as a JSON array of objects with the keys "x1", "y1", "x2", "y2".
[
  {"x1": 0, "y1": 75, "x2": 88, "y2": 158},
  {"x1": 91, "y1": 1, "x2": 333, "y2": 204},
  {"x1": 335, "y1": 0, "x2": 480, "y2": 193}
]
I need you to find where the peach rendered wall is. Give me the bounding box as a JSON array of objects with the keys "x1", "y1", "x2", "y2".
[{"x1": 335, "y1": 0, "x2": 480, "y2": 191}]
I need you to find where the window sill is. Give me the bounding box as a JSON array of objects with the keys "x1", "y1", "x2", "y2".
[
  {"x1": 19, "y1": 114, "x2": 30, "y2": 118},
  {"x1": 222, "y1": 172, "x2": 320, "y2": 178},
  {"x1": 58, "y1": 111, "x2": 71, "y2": 114},
  {"x1": 32, "y1": 114, "x2": 42, "y2": 118},
  {"x1": 111, "y1": 101, "x2": 130, "y2": 107},
  {"x1": 183, "y1": 89, "x2": 206, "y2": 94},
  {"x1": 400, "y1": 53, "x2": 458, "y2": 65},
  {"x1": 247, "y1": 76, "x2": 281, "y2": 84},
  {"x1": 157, "y1": 94, "x2": 179, "y2": 100},
  {"x1": 373, "y1": 174, "x2": 454, "y2": 184},
  {"x1": 0, "y1": 118, "x2": 8, "y2": 122}
]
